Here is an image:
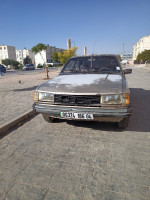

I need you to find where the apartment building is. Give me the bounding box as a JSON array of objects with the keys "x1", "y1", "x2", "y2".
[
  {"x1": 133, "y1": 35, "x2": 150, "y2": 61},
  {"x1": 0, "y1": 45, "x2": 16, "y2": 61},
  {"x1": 16, "y1": 50, "x2": 23, "y2": 63},
  {"x1": 16, "y1": 48, "x2": 35, "y2": 64},
  {"x1": 35, "y1": 46, "x2": 64, "y2": 67}
]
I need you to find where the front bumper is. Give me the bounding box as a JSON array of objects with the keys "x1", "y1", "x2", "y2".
[{"x1": 33, "y1": 103, "x2": 132, "y2": 122}]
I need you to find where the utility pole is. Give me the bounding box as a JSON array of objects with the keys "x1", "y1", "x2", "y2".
[
  {"x1": 123, "y1": 43, "x2": 125, "y2": 54},
  {"x1": 71, "y1": 41, "x2": 75, "y2": 47}
]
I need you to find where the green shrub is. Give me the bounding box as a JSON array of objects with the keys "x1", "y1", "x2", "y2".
[
  {"x1": 18, "y1": 64, "x2": 23, "y2": 71},
  {"x1": 48, "y1": 64, "x2": 53, "y2": 67},
  {"x1": 37, "y1": 64, "x2": 43, "y2": 68}
]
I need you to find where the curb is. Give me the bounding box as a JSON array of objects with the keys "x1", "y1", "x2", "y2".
[{"x1": 0, "y1": 110, "x2": 37, "y2": 136}]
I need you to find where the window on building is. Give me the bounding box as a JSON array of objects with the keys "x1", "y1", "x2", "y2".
[
  {"x1": 0, "y1": 47, "x2": 2, "y2": 50},
  {"x1": 4, "y1": 47, "x2": 6, "y2": 50}
]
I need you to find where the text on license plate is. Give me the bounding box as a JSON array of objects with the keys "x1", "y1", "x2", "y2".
[{"x1": 60, "y1": 112, "x2": 93, "y2": 120}]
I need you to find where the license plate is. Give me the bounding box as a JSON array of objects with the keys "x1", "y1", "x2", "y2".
[{"x1": 60, "y1": 112, "x2": 93, "y2": 120}]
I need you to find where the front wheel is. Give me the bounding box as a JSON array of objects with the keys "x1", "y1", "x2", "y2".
[
  {"x1": 42, "y1": 114, "x2": 56, "y2": 123},
  {"x1": 118, "y1": 117, "x2": 129, "y2": 129}
]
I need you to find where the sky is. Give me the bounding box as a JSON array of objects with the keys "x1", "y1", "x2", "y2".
[{"x1": 0, "y1": 0, "x2": 150, "y2": 55}]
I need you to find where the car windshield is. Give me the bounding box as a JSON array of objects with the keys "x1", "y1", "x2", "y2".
[{"x1": 60, "y1": 55, "x2": 122, "y2": 74}]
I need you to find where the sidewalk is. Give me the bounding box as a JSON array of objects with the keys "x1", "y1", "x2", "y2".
[
  {"x1": 0, "y1": 69, "x2": 60, "y2": 131},
  {"x1": 132, "y1": 64, "x2": 150, "y2": 72}
]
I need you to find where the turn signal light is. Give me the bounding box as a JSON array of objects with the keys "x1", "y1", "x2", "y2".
[
  {"x1": 124, "y1": 93, "x2": 130, "y2": 105},
  {"x1": 34, "y1": 91, "x2": 38, "y2": 102}
]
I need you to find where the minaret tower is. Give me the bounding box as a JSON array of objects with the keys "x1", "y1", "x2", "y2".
[
  {"x1": 67, "y1": 38, "x2": 71, "y2": 49},
  {"x1": 84, "y1": 46, "x2": 87, "y2": 55}
]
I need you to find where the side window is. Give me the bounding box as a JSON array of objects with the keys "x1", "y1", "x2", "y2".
[
  {"x1": 110, "y1": 58, "x2": 118, "y2": 66},
  {"x1": 73, "y1": 61, "x2": 80, "y2": 72},
  {"x1": 63, "y1": 60, "x2": 75, "y2": 72}
]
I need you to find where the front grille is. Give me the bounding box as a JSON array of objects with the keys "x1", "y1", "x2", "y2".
[{"x1": 54, "y1": 94, "x2": 100, "y2": 106}]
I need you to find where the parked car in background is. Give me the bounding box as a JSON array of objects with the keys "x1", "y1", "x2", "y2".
[
  {"x1": 23, "y1": 64, "x2": 35, "y2": 71},
  {"x1": 121, "y1": 60, "x2": 128, "y2": 65},
  {"x1": 0, "y1": 64, "x2": 6, "y2": 73},
  {"x1": 33, "y1": 54, "x2": 132, "y2": 128}
]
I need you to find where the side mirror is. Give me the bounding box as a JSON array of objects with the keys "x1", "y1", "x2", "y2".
[{"x1": 124, "y1": 68, "x2": 132, "y2": 74}]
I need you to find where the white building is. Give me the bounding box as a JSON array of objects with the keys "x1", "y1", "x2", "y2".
[
  {"x1": 16, "y1": 50, "x2": 23, "y2": 63},
  {"x1": 0, "y1": 45, "x2": 16, "y2": 61},
  {"x1": 133, "y1": 35, "x2": 150, "y2": 61},
  {"x1": 16, "y1": 48, "x2": 35, "y2": 65},
  {"x1": 35, "y1": 46, "x2": 64, "y2": 67}
]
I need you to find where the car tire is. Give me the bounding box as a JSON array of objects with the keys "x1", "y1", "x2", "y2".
[
  {"x1": 42, "y1": 114, "x2": 56, "y2": 123},
  {"x1": 118, "y1": 117, "x2": 129, "y2": 129}
]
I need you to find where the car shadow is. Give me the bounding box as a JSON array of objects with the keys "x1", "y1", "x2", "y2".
[
  {"x1": 66, "y1": 120, "x2": 119, "y2": 131},
  {"x1": 127, "y1": 88, "x2": 150, "y2": 132},
  {"x1": 66, "y1": 88, "x2": 150, "y2": 132},
  {"x1": 13, "y1": 86, "x2": 38, "y2": 92}
]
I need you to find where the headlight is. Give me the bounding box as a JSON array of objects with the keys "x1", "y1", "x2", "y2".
[
  {"x1": 39, "y1": 92, "x2": 54, "y2": 102},
  {"x1": 101, "y1": 93, "x2": 130, "y2": 105},
  {"x1": 101, "y1": 94, "x2": 122, "y2": 104},
  {"x1": 34, "y1": 91, "x2": 54, "y2": 102}
]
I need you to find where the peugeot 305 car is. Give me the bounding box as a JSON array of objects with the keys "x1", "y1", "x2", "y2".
[{"x1": 33, "y1": 55, "x2": 132, "y2": 128}]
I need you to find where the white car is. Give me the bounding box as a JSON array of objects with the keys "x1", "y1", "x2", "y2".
[
  {"x1": 121, "y1": 60, "x2": 128, "y2": 65},
  {"x1": 23, "y1": 64, "x2": 35, "y2": 71}
]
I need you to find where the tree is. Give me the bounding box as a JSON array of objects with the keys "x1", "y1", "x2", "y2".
[
  {"x1": 23, "y1": 56, "x2": 32, "y2": 65},
  {"x1": 136, "y1": 50, "x2": 150, "y2": 63},
  {"x1": 18, "y1": 64, "x2": 23, "y2": 71},
  {"x1": 31, "y1": 43, "x2": 47, "y2": 55},
  {"x1": 2, "y1": 59, "x2": 20, "y2": 69},
  {"x1": 12, "y1": 61, "x2": 20, "y2": 69},
  {"x1": 58, "y1": 47, "x2": 78, "y2": 65},
  {"x1": 32, "y1": 43, "x2": 49, "y2": 78},
  {"x1": 52, "y1": 52, "x2": 59, "y2": 63},
  {"x1": 2, "y1": 59, "x2": 12, "y2": 66}
]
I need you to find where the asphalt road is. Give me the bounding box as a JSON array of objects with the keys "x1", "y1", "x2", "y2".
[{"x1": 0, "y1": 65, "x2": 150, "y2": 200}]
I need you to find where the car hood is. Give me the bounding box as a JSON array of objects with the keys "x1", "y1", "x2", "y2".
[{"x1": 38, "y1": 74, "x2": 127, "y2": 94}]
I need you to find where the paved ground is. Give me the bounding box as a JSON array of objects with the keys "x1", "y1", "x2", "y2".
[
  {"x1": 0, "y1": 69, "x2": 60, "y2": 126},
  {"x1": 0, "y1": 65, "x2": 150, "y2": 200},
  {"x1": 0, "y1": 115, "x2": 150, "y2": 200},
  {"x1": 4, "y1": 67, "x2": 59, "y2": 77}
]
